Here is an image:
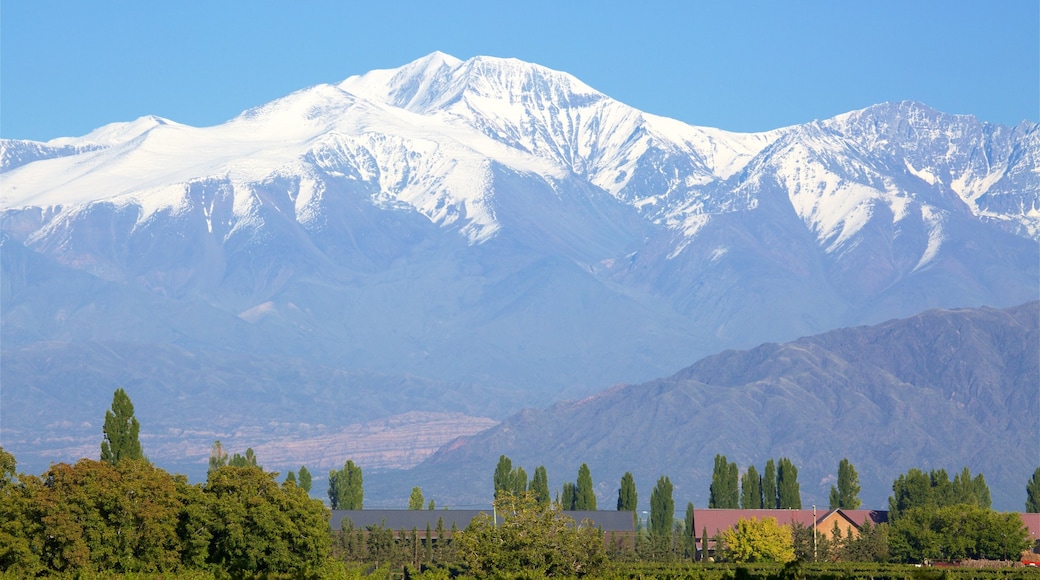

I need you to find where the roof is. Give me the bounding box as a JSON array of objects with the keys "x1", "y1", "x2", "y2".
[
  {"x1": 330, "y1": 509, "x2": 636, "y2": 533},
  {"x1": 689, "y1": 509, "x2": 887, "y2": 537}
]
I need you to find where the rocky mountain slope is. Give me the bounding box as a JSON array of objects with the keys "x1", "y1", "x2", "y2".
[
  {"x1": 373, "y1": 302, "x2": 1038, "y2": 511},
  {"x1": 2, "y1": 53, "x2": 1037, "y2": 480}
]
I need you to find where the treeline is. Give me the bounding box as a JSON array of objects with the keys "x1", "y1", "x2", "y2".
[{"x1": 3, "y1": 389, "x2": 1040, "y2": 578}]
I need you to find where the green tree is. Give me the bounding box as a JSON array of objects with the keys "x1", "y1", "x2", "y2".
[
  {"x1": 777, "y1": 457, "x2": 801, "y2": 509},
  {"x1": 285, "y1": 470, "x2": 297, "y2": 485},
  {"x1": 205, "y1": 465, "x2": 331, "y2": 575},
  {"x1": 530, "y1": 465, "x2": 550, "y2": 506},
  {"x1": 1027, "y1": 467, "x2": 1040, "y2": 513},
  {"x1": 100, "y1": 388, "x2": 143, "y2": 465},
  {"x1": 951, "y1": 466, "x2": 990, "y2": 508},
  {"x1": 561, "y1": 482, "x2": 577, "y2": 510},
  {"x1": 649, "y1": 475, "x2": 674, "y2": 539},
  {"x1": 409, "y1": 486, "x2": 424, "y2": 510},
  {"x1": 684, "y1": 502, "x2": 696, "y2": 559},
  {"x1": 228, "y1": 448, "x2": 258, "y2": 468},
  {"x1": 575, "y1": 463, "x2": 597, "y2": 510},
  {"x1": 298, "y1": 465, "x2": 312, "y2": 493},
  {"x1": 512, "y1": 466, "x2": 528, "y2": 497},
  {"x1": 328, "y1": 459, "x2": 363, "y2": 509},
  {"x1": 710, "y1": 454, "x2": 739, "y2": 508},
  {"x1": 829, "y1": 458, "x2": 862, "y2": 509},
  {"x1": 454, "y1": 492, "x2": 606, "y2": 577},
  {"x1": 493, "y1": 455, "x2": 514, "y2": 500},
  {"x1": 889, "y1": 504, "x2": 1029, "y2": 563},
  {"x1": 741, "y1": 464, "x2": 762, "y2": 509},
  {"x1": 716, "y1": 517, "x2": 795, "y2": 563},
  {"x1": 763, "y1": 459, "x2": 777, "y2": 509},
  {"x1": 617, "y1": 471, "x2": 637, "y2": 511}
]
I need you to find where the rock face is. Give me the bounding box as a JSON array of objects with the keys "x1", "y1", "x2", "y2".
[
  {"x1": 375, "y1": 302, "x2": 1039, "y2": 512},
  {"x1": 1, "y1": 53, "x2": 1037, "y2": 482}
]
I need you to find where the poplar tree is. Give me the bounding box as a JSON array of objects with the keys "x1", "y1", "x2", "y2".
[
  {"x1": 741, "y1": 465, "x2": 762, "y2": 509},
  {"x1": 952, "y1": 466, "x2": 990, "y2": 508},
  {"x1": 561, "y1": 482, "x2": 577, "y2": 510},
  {"x1": 709, "y1": 454, "x2": 739, "y2": 508},
  {"x1": 684, "y1": 502, "x2": 696, "y2": 559},
  {"x1": 1027, "y1": 467, "x2": 1040, "y2": 513},
  {"x1": 409, "y1": 487, "x2": 425, "y2": 510},
  {"x1": 328, "y1": 459, "x2": 363, "y2": 509},
  {"x1": 493, "y1": 455, "x2": 514, "y2": 499},
  {"x1": 828, "y1": 458, "x2": 861, "y2": 509},
  {"x1": 575, "y1": 463, "x2": 597, "y2": 510},
  {"x1": 617, "y1": 471, "x2": 637, "y2": 511},
  {"x1": 298, "y1": 465, "x2": 312, "y2": 493},
  {"x1": 100, "y1": 388, "x2": 143, "y2": 465},
  {"x1": 777, "y1": 457, "x2": 801, "y2": 509},
  {"x1": 763, "y1": 459, "x2": 777, "y2": 509},
  {"x1": 530, "y1": 466, "x2": 550, "y2": 506},
  {"x1": 649, "y1": 476, "x2": 674, "y2": 538}
]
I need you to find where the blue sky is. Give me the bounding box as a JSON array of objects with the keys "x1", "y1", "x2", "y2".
[{"x1": 2, "y1": 1, "x2": 1036, "y2": 141}]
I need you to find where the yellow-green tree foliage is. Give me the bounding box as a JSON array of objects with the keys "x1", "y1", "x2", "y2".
[
  {"x1": 454, "y1": 491, "x2": 606, "y2": 577},
  {"x1": 717, "y1": 516, "x2": 795, "y2": 563}
]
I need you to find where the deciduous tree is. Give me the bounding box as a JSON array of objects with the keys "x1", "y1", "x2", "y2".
[
  {"x1": 828, "y1": 458, "x2": 861, "y2": 509},
  {"x1": 1027, "y1": 467, "x2": 1040, "y2": 513},
  {"x1": 328, "y1": 460, "x2": 363, "y2": 509},
  {"x1": 298, "y1": 465, "x2": 312, "y2": 493},
  {"x1": 530, "y1": 465, "x2": 550, "y2": 506},
  {"x1": 776, "y1": 457, "x2": 801, "y2": 509},
  {"x1": 100, "y1": 388, "x2": 143, "y2": 465},
  {"x1": 741, "y1": 465, "x2": 762, "y2": 509},
  {"x1": 763, "y1": 459, "x2": 777, "y2": 509},
  {"x1": 716, "y1": 517, "x2": 795, "y2": 563},
  {"x1": 710, "y1": 455, "x2": 739, "y2": 509},
  {"x1": 409, "y1": 487, "x2": 424, "y2": 510},
  {"x1": 617, "y1": 471, "x2": 637, "y2": 511},
  {"x1": 575, "y1": 463, "x2": 597, "y2": 510},
  {"x1": 649, "y1": 476, "x2": 674, "y2": 539}
]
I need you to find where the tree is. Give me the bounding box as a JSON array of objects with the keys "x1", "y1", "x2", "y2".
[
  {"x1": 741, "y1": 465, "x2": 762, "y2": 509},
  {"x1": 530, "y1": 466, "x2": 550, "y2": 506},
  {"x1": 649, "y1": 476, "x2": 674, "y2": 539},
  {"x1": 298, "y1": 465, "x2": 312, "y2": 493},
  {"x1": 409, "y1": 487, "x2": 425, "y2": 510},
  {"x1": 716, "y1": 517, "x2": 795, "y2": 563},
  {"x1": 951, "y1": 466, "x2": 990, "y2": 508},
  {"x1": 512, "y1": 466, "x2": 529, "y2": 497},
  {"x1": 763, "y1": 459, "x2": 777, "y2": 509},
  {"x1": 208, "y1": 440, "x2": 229, "y2": 480},
  {"x1": 617, "y1": 471, "x2": 637, "y2": 511},
  {"x1": 493, "y1": 455, "x2": 514, "y2": 500},
  {"x1": 575, "y1": 463, "x2": 597, "y2": 510},
  {"x1": 561, "y1": 482, "x2": 577, "y2": 510},
  {"x1": 454, "y1": 492, "x2": 605, "y2": 577},
  {"x1": 709, "y1": 454, "x2": 739, "y2": 509},
  {"x1": 776, "y1": 457, "x2": 801, "y2": 509},
  {"x1": 328, "y1": 459, "x2": 363, "y2": 509},
  {"x1": 684, "y1": 502, "x2": 696, "y2": 559},
  {"x1": 889, "y1": 504, "x2": 1030, "y2": 563},
  {"x1": 1028, "y1": 467, "x2": 1040, "y2": 513},
  {"x1": 228, "y1": 448, "x2": 258, "y2": 468},
  {"x1": 285, "y1": 471, "x2": 297, "y2": 485},
  {"x1": 100, "y1": 388, "x2": 143, "y2": 465},
  {"x1": 828, "y1": 458, "x2": 861, "y2": 509}
]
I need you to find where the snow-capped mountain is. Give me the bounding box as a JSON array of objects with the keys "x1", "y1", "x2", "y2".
[{"x1": 2, "y1": 53, "x2": 1037, "y2": 481}]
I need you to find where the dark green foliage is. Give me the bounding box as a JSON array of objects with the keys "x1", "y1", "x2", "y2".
[
  {"x1": 562, "y1": 481, "x2": 577, "y2": 510},
  {"x1": 100, "y1": 388, "x2": 143, "y2": 465},
  {"x1": 576, "y1": 463, "x2": 597, "y2": 510},
  {"x1": 684, "y1": 502, "x2": 696, "y2": 559},
  {"x1": 228, "y1": 447, "x2": 258, "y2": 468},
  {"x1": 951, "y1": 466, "x2": 990, "y2": 508},
  {"x1": 763, "y1": 459, "x2": 777, "y2": 509},
  {"x1": 741, "y1": 464, "x2": 762, "y2": 509},
  {"x1": 298, "y1": 464, "x2": 312, "y2": 493},
  {"x1": 617, "y1": 471, "x2": 637, "y2": 511},
  {"x1": 649, "y1": 475, "x2": 674, "y2": 539},
  {"x1": 889, "y1": 503, "x2": 1030, "y2": 562},
  {"x1": 829, "y1": 458, "x2": 861, "y2": 509},
  {"x1": 409, "y1": 486, "x2": 424, "y2": 510},
  {"x1": 889, "y1": 466, "x2": 987, "y2": 520},
  {"x1": 710, "y1": 454, "x2": 739, "y2": 508},
  {"x1": 530, "y1": 465, "x2": 550, "y2": 506},
  {"x1": 328, "y1": 459, "x2": 363, "y2": 509},
  {"x1": 285, "y1": 470, "x2": 297, "y2": 485},
  {"x1": 1028, "y1": 466, "x2": 1040, "y2": 513},
  {"x1": 493, "y1": 454, "x2": 529, "y2": 499},
  {"x1": 777, "y1": 457, "x2": 801, "y2": 509}
]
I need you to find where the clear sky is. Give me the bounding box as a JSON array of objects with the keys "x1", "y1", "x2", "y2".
[{"x1": 2, "y1": 0, "x2": 1037, "y2": 141}]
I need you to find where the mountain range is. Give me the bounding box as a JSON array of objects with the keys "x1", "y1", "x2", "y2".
[{"x1": 1, "y1": 53, "x2": 1037, "y2": 501}]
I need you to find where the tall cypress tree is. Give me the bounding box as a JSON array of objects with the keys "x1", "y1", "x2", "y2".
[
  {"x1": 684, "y1": 502, "x2": 696, "y2": 559},
  {"x1": 617, "y1": 471, "x2": 638, "y2": 511},
  {"x1": 777, "y1": 457, "x2": 801, "y2": 509},
  {"x1": 100, "y1": 388, "x2": 143, "y2": 465},
  {"x1": 575, "y1": 463, "x2": 597, "y2": 510},
  {"x1": 740, "y1": 465, "x2": 762, "y2": 509},
  {"x1": 649, "y1": 475, "x2": 674, "y2": 538},
  {"x1": 763, "y1": 459, "x2": 777, "y2": 509}
]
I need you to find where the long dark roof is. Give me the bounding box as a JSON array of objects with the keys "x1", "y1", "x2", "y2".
[{"x1": 330, "y1": 509, "x2": 636, "y2": 532}]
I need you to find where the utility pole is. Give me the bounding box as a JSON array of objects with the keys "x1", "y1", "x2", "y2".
[{"x1": 812, "y1": 505, "x2": 817, "y2": 562}]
